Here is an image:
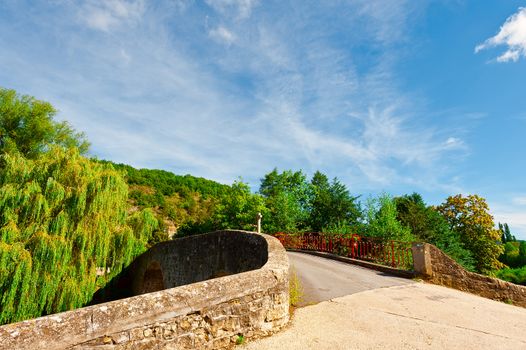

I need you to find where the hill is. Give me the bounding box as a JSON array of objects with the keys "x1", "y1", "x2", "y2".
[{"x1": 97, "y1": 160, "x2": 232, "y2": 238}]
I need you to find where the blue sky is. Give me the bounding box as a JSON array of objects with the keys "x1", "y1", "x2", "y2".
[{"x1": 1, "y1": 1, "x2": 526, "y2": 238}]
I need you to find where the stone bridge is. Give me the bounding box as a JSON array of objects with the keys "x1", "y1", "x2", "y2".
[
  {"x1": 0, "y1": 230, "x2": 289, "y2": 350},
  {"x1": 2, "y1": 230, "x2": 526, "y2": 350}
]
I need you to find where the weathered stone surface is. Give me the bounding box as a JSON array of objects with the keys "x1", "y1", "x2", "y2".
[
  {"x1": 413, "y1": 243, "x2": 526, "y2": 307},
  {"x1": 0, "y1": 231, "x2": 290, "y2": 350}
]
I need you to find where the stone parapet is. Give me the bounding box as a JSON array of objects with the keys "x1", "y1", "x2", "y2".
[
  {"x1": 412, "y1": 242, "x2": 526, "y2": 307},
  {"x1": 0, "y1": 231, "x2": 289, "y2": 350}
]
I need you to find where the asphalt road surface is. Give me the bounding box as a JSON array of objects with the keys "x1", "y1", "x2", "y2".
[
  {"x1": 243, "y1": 252, "x2": 526, "y2": 349},
  {"x1": 244, "y1": 283, "x2": 526, "y2": 350},
  {"x1": 288, "y1": 251, "x2": 414, "y2": 305}
]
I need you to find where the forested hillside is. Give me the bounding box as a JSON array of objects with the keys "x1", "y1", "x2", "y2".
[
  {"x1": 97, "y1": 161, "x2": 232, "y2": 239},
  {"x1": 1, "y1": 87, "x2": 524, "y2": 326}
]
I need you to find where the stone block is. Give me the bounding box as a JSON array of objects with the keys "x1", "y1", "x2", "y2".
[
  {"x1": 175, "y1": 333, "x2": 195, "y2": 348},
  {"x1": 265, "y1": 304, "x2": 288, "y2": 322},
  {"x1": 212, "y1": 336, "x2": 231, "y2": 349}
]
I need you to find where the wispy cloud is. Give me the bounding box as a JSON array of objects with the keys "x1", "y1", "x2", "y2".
[
  {"x1": 512, "y1": 196, "x2": 526, "y2": 206},
  {"x1": 80, "y1": 0, "x2": 145, "y2": 32},
  {"x1": 443, "y1": 137, "x2": 465, "y2": 150},
  {"x1": 209, "y1": 26, "x2": 236, "y2": 45},
  {"x1": 0, "y1": 0, "x2": 467, "y2": 195},
  {"x1": 205, "y1": 0, "x2": 259, "y2": 20},
  {"x1": 475, "y1": 7, "x2": 526, "y2": 62}
]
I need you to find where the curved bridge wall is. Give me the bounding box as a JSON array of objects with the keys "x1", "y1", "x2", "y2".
[
  {"x1": 413, "y1": 242, "x2": 526, "y2": 307},
  {"x1": 0, "y1": 231, "x2": 290, "y2": 350}
]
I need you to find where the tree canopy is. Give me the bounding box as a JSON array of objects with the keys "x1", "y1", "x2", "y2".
[
  {"x1": 258, "y1": 168, "x2": 360, "y2": 233},
  {"x1": 436, "y1": 194, "x2": 503, "y2": 273},
  {"x1": 308, "y1": 171, "x2": 361, "y2": 232},
  {"x1": 499, "y1": 222, "x2": 516, "y2": 243},
  {"x1": 0, "y1": 88, "x2": 89, "y2": 158},
  {"x1": 259, "y1": 169, "x2": 310, "y2": 233},
  {"x1": 364, "y1": 193, "x2": 414, "y2": 242},
  {"x1": 0, "y1": 148, "x2": 155, "y2": 324},
  {"x1": 394, "y1": 193, "x2": 475, "y2": 270}
]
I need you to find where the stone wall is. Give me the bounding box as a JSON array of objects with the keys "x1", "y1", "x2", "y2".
[
  {"x1": 412, "y1": 242, "x2": 526, "y2": 307},
  {"x1": 96, "y1": 230, "x2": 270, "y2": 301},
  {"x1": 0, "y1": 231, "x2": 289, "y2": 350}
]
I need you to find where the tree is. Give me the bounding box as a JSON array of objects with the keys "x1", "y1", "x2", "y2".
[
  {"x1": 259, "y1": 169, "x2": 310, "y2": 233},
  {"x1": 364, "y1": 193, "x2": 414, "y2": 242},
  {"x1": 394, "y1": 193, "x2": 431, "y2": 240},
  {"x1": 394, "y1": 193, "x2": 475, "y2": 270},
  {"x1": 499, "y1": 222, "x2": 516, "y2": 243},
  {"x1": 499, "y1": 242, "x2": 520, "y2": 268},
  {"x1": 0, "y1": 88, "x2": 89, "y2": 158},
  {"x1": 417, "y1": 208, "x2": 475, "y2": 271},
  {"x1": 436, "y1": 194, "x2": 503, "y2": 273},
  {"x1": 308, "y1": 171, "x2": 361, "y2": 232},
  {"x1": 212, "y1": 180, "x2": 267, "y2": 231},
  {"x1": 0, "y1": 147, "x2": 155, "y2": 324},
  {"x1": 520, "y1": 241, "x2": 526, "y2": 257}
]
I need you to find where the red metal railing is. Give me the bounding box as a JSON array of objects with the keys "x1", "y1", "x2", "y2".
[{"x1": 274, "y1": 232, "x2": 414, "y2": 270}]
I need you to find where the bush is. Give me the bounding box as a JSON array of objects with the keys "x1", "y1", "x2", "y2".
[{"x1": 496, "y1": 266, "x2": 526, "y2": 286}]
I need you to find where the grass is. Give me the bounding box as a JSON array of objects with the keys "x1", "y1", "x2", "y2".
[
  {"x1": 289, "y1": 266, "x2": 304, "y2": 307},
  {"x1": 236, "y1": 334, "x2": 245, "y2": 345}
]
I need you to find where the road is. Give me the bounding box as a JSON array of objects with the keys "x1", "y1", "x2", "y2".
[
  {"x1": 243, "y1": 251, "x2": 526, "y2": 349},
  {"x1": 287, "y1": 251, "x2": 413, "y2": 305}
]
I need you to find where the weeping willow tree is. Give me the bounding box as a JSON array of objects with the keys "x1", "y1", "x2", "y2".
[{"x1": 0, "y1": 147, "x2": 158, "y2": 325}]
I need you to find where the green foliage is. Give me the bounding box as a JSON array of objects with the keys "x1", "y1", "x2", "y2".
[
  {"x1": 102, "y1": 161, "x2": 230, "y2": 198},
  {"x1": 499, "y1": 222, "x2": 516, "y2": 243},
  {"x1": 364, "y1": 193, "x2": 414, "y2": 242},
  {"x1": 436, "y1": 194, "x2": 503, "y2": 274},
  {"x1": 394, "y1": 193, "x2": 430, "y2": 240},
  {"x1": 0, "y1": 88, "x2": 89, "y2": 158},
  {"x1": 259, "y1": 168, "x2": 360, "y2": 234},
  {"x1": 308, "y1": 171, "x2": 361, "y2": 232},
  {"x1": 99, "y1": 161, "x2": 231, "y2": 236},
  {"x1": 289, "y1": 267, "x2": 304, "y2": 307},
  {"x1": 211, "y1": 180, "x2": 267, "y2": 231},
  {"x1": 521, "y1": 241, "x2": 526, "y2": 257},
  {"x1": 499, "y1": 241, "x2": 526, "y2": 268},
  {"x1": 428, "y1": 214, "x2": 476, "y2": 271},
  {"x1": 176, "y1": 180, "x2": 267, "y2": 235},
  {"x1": 235, "y1": 335, "x2": 245, "y2": 345},
  {"x1": 496, "y1": 265, "x2": 526, "y2": 286},
  {"x1": 322, "y1": 220, "x2": 354, "y2": 235},
  {"x1": 259, "y1": 168, "x2": 310, "y2": 233},
  {"x1": 394, "y1": 193, "x2": 475, "y2": 271},
  {"x1": 127, "y1": 208, "x2": 162, "y2": 245},
  {"x1": 0, "y1": 148, "x2": 155, "y2": 325}
]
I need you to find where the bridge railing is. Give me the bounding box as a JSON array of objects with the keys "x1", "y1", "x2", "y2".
[{"x1": 274, "y1": 232, "x2": 413, "y2": 270}]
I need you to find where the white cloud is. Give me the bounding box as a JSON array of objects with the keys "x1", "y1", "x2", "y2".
[
  {"x1": 443, "y1": 137, "x2": 464, "y2": 149},
  {"x1": 205, "y1": 0, "x2": 259, "y2": 20},
  {"x1": 209, "y1": 26, "x2": 236, "y2": 45},
  {"x1": 512, "y1": 196, "x2": 526, "y2": 206},
  {"x1": 354, "y1": 0, "x2": 417, "y2": 44},
  {"x1": 475, "y1": 7, "x2": 526, "y2": 62},
  {"x1": 119, "y1": 49, "x2": 131, "y2": 65},
  {"x1": 80, "y1": 0, "x2": 145, "y2": 32}
]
